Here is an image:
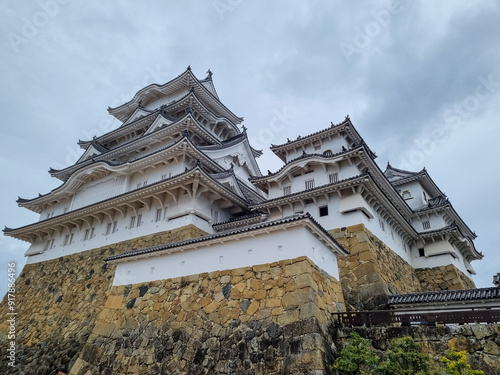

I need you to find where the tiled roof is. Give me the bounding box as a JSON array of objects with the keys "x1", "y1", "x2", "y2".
[
  {"x1": 106, "y1": 213, "x2": 349, "y2": 262},
  {"x1": 249, "y1": 146, "x2": 359, "y2": 182},
  {"x1": 270, "y1": 117, "x2": 351, "y2": 149},
  {"x1": 388, "y1": 287, "x2": 500, "y2": 305}
]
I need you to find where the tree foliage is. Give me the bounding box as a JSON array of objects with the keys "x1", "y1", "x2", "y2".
[
  {"x1": 378, "y1": 336, "x2": 431, "y2": 375},
  {"x1": 332, "y1": 332, "x2": 379, "y2": 375},
  {"x1": 332, "y1": 334, "x2": 485, "y2": 375},
  {"x1": 438, "y1": 349, "x2": 484, "y2": 375}
]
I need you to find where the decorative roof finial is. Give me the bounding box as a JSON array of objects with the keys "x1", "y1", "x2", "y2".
[
  {"x1": 206, "y1": 69, "x2": 213, "y2": 79},
  {"x1": 229, "y1": 162, "x2": 234, "y2": 171},
  {"x1": 345, "y1": 114, "x2": 350, "y2": 121},
  {"x1": 182, "y1": 130, "x2": 190, "y2": 138},
  {"x1": 186, "y1": 65, "x2": 191, "y2": 71},
  {"x1": 190, "y1": 86, "x2": 195, "y2": 93},
  {"x1": 186, "y1": 106, "x2": 193, "y2": 114},
  {"x1": 241, "y1": 124, "x2": 247, "y2": 133},
  {"x1": 195, "y1": 159, "x2": 201, "y2": 167}
]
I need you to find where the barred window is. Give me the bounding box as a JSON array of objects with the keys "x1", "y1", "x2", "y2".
[
  {"x1": 283, "y1": 186, "x2": 291, "y2": 196},
  {"x1": 305, "y1": 179, "x2": 315, "y2": 190},
  {"x1": 329, "y1": 173, "x2": 339, "y2": 183}
]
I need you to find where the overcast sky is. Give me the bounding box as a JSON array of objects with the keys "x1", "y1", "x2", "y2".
[{"x1": 1, "y1": 1, "x2": 499, "y2": 297}]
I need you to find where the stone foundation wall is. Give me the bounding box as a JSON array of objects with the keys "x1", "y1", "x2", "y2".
[
  {"x1": 334, "y1": 324, "x2": 500, "y2": 375},
  {"x1": 69, "y1": 257, "x2": 345, "y2": 375},
  {"x1": 330, "y1": 224, "x2": 422, "y2": 310},
  {"x1": 416, "y1": 265, "x2": 476, "y2": 291},
  {"x1": 0, "y1": 225, "x2": 207, "y2": 375}
]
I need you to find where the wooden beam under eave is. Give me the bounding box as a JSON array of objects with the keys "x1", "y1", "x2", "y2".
[
  {"x1": 151, "y1": 194, "x2": 164, "y2": 209},
  {"x1": 114, "y1": 205, "x2": 126, "y2": 218}
]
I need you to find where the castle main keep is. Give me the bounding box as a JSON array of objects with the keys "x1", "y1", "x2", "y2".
[{"x1": 1, "y1": 68, "x2": 482, "y2": 374}]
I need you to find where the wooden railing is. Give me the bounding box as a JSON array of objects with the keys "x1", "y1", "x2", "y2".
[{"x1": 333, "y1": 308, "x2": 500, "y2": 326}]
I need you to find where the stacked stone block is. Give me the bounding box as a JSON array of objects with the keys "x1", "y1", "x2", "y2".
[
  {"x1": 416, "y1": 265, "x2": 476, "y2": 292},
  {"x1": 330, "y1": 224, "x2": 422, "y2": 310},
  {"x1": 69, "y1": 257, "x2": 345, "y2": 374},
  {"x1": 0, "y1": 225, "x2": 207, "y2": 375}
]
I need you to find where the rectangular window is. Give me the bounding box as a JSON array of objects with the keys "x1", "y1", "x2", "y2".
[
  {"x1": 319, "y1": 206, "x2": 329, "y2": 217},
  {"x1": 161, "y1": 174, "x2": 167, "y2": 180},
  {"x1": 418, "y1": 248, "x2": 425, "y2": 257},
  {"x1": 143, "y1": 181, "x2": 147, "y2": 187},
  {"x1": 163, "y1": 207, "x2": 169, "y2": 219},
  {"x1": 130, "y1": 216, "x2": 136, "y2": 228},
  {"x1": 305, "y1": 179, "x2": 315, "y2": 190},
  {"x1": 63, "y1": 234, "x2": 70, "y2": 246},
  {"x1": 422, "y1": 220, "x2": 431, "y2": 230},
  {"x1": 211, "y1": 209, "x2": 219, "y2": 223},
  {"x1": 136, "y1": 215, "x2": 142, "y2": 228},
  {"x1": 69, "y1": 233, "x2": 74, "y2": 244},
  {"x1": 106, "y1": 223, "x2": 112, "y2": 235},
  {"x1": 283, "y1": 186, "x2": 291, "y2": 196},
  {"x1": 84, "y1": 229, "x2": 90, "y2": 241},
  {"x1": 112, "y1": 221, "x2": 118, "y2": 233},
  {"x1": 49, "y1": 239, "x2": 55, "y2": 249},
  {"x1": 379, "y1": 219, "x2": 385, "y2": 232},
  {"x1": 43, "y1": 240, "x2": 50, "y2": 251},
  {"x1": 156, "y1": 208, "x2": 162, "y2": 222},
  {"x1": 329, "y1": 173, "x2": 339, "y2": 184},
  {"x1": 90, "y1": 227, "x2": 95, "y2": 239},
  {"x1": 136, "y1": 183, "x2": 141, "y2": 189}
]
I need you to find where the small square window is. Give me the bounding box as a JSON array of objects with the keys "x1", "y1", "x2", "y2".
[
  {"x1": 418, "y1": 248, "x2": 425, "y2": 257},
  {"x1": 319, "y1": 206, "x2": 329, "y2": 217}
]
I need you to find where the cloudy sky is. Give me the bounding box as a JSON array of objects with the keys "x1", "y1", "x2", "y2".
[{"x1": 1, "y1": 1, "x2": 499, "y2": 297}]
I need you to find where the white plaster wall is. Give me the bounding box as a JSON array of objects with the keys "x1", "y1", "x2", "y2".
[
  {"x1": 145, "y1": 89, "x2": 190, "y2": 111},
  {"x1": 72, "y1": 176, "x2": 126, "y2": 210},
  {"x1": 112, "y1": 225, "x2": 341, "y2": 286},
  {"x1": 25, "y1": 213, "x2": 213, "y2": 264},
  {"x1": 411, "y1": 213, "x2": 446, "y2": 232},
  {"x1": 396, "y1": 180, "x2": 427, "y2": 210},
  {"x1": 412, "y1": 251, "x2": 472, "y2": 276},
  {"x1": 128, "y1": 161, "x2": 188, "y2": 191},
  {"x1": 284, "y1": 135, "x2": 348, "y2": 162},
  {"x1": 39, "y1": 199, "x2": 72, "y2": 221},
  {"x1": 267, "y1": 161, "x2": 361, "y2": 200}
]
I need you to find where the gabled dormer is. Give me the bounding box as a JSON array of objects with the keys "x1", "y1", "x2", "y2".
[{"x1": 75, "y1": 139, "x2": 109, "y2": 164}]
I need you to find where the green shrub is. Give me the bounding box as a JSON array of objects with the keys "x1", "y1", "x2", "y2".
[
  {"x1": 438, "y1": 349, "x2": 484, "y2": 375},
  {"x1": 377, "y1": 336, "x2": 431, "y2": 375},
  {"x1": 332, "y1": 335, "x2": 485, "y2": 375},
  {"x1": 332, "y1": 332, "x2": 379, "y2": 375}
]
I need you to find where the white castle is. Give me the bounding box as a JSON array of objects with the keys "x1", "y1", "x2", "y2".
[{"x1": 4, "y1": 67, "x2": 481, "y2": 296}]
